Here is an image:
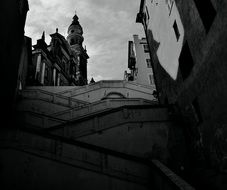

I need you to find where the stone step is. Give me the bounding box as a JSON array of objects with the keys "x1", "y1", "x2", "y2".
[
  {"x1": 0, "y1": 128, "x2": 195, "y2": 190},
  {"x1": 56, "y1": 80, "x2": 156, "y2": 103},
  {"x1": 21, "y1": 88, "x2": 88, "y2": 107},
  {"x1": 51, "y1": 98, "x2": 157, "y2": 120},
  {"x1": 0, "y1": 128, "x2": 152, "y2": 189},
  {"x1": 17, "y1": 105, "x2": 171, "y2": 157},
  {"x1": 47, "y1": 105, "x2": 171, "y2": 157},
  {"x1": 17, "y1": 99, "x2": 157, "y2": 128}
]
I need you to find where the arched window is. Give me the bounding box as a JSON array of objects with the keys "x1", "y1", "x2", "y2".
[
  {"x1": 70, "y1": 39, "x2": 75, "y2": 45},
  {"x1": 101, "y1": 92, "x2": 126, "y2": 100}
]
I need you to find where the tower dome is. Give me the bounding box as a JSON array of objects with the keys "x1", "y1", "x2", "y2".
[
  {"x1": 66, "y1": 12, "x2": 89, "y2": 86},
  {"x1": 67, "y1": 13, "x2": 84, "y2": 46}
]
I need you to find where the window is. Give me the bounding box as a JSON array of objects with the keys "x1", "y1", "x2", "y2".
[
  {"x1": 193, "y1": 0, "x2": 216, "y2": 32},
  {"x1": 179, "y1": 41, "x2": 194, "y2": 80},
  {"x1": 143, "y1": 44, "x2": 149, "y2": 53},
  {"x1": 146, "y1": 6, "x2": 150, "y2": 20},
  {"x1": 146, "y1": 59, "x2": 152, "y2": 68},
  {"x1": 44, "y1": 65, "x2": 48, "y2": 79},
  {"x1": 135, "y1": 68, "x2": 138, "y2": 77},
  {"x1": 71, "y1": 30, "x2": 74, "y2": 34},
  {"x1": 60, "y1": 78, "x2": 64, "y2": 86},
  {"x1": 70, "y1": 39, "x2": 75, "y2": 45},
  {"x1": 41, "y1": 62, "x2": 45, "y2": 84},
  {"x1": 53, "y1": 69, "x2": 56, "y2": 85},
  {"x1": 144, "y1": 6, "x2": 150, "y2": 27},
  {"x1": 173, "y1": 20, "x2": 180, "y2": 41},
  {"x1": 57, "y1": 73, "x2": 60, "y2": 86},
  {"x1": 166, "y1": 0, "x2": 174, "y2": 16},
  {"x1": 148, "y1": 74, "x2": 154, "y2": 85},
  {"x1": 35, "y1": 54, "x2": 41, "y2": 80},
  {"x1": 44, "y1": 66, "x2": 50, "y2": 85}
]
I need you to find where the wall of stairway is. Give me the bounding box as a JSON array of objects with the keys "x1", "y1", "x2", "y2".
[{"x1": 0, "y1": 81, "x2": 195, "y2": 190}]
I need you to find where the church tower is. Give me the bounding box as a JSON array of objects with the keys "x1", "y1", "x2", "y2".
[{"x1": 67, "y1": 13, "x2": 89, "y2": 85}]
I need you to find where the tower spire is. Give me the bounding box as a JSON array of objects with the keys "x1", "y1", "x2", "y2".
[
  {"x1": 71, "y1": 10, "x2": 79, "y2": 26},
  {"x1": 41, "y1": 31, "x2": 45, "y2": 41},
  {"x1": 67, "y1": 12, "x2": 84, "y2": 46},
  {"x1": 66, "y1": 11, "x2": 89, "y2": 85}
]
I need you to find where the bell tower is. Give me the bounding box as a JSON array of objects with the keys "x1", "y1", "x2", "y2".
[{"x1": 67, "y1": 12, "x2": 89, "y2": 85}]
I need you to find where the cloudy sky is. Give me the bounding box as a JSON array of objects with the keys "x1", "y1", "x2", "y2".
[{"x1": 25, "y1": 0, "x2": 145, "y2": 82}]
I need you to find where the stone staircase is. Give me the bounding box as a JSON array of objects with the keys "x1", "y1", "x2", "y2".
[
  {"x1": 17, "y1": 88, "x2": 88, "y2": 114},
  {"x1": 47, "y1": 105, "x2": 170, "y2": 157},
  {"x1": 1, "y1": 83, "x2": 196, "y2": 189},
  {"x1": 0, "y1": 128, "x2": 195, "y2": 190},
  {"x1": 51, "y1": 98, "x2": 156, "y2": 120},
  {"x1": 18, "y1": 98, "x2": 157, "y2": 128},
  {"x1": 27, "y1": 80, "x2": 156, "y2": 103},
  {"x1": 16, "y1": 81, "x2": 157, "y2": 128}
]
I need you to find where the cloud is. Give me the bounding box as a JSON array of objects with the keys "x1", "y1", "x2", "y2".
[{"x1": 25, "y1": 0, "x2": 145, "y2": 80}]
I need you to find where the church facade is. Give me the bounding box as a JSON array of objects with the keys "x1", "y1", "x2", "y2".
[{"x1": 26, "y1": 13, "x2": 89, "y2": 86}]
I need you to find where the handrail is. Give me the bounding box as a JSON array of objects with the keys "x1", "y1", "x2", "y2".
[
  {"x1": 22, "y1": 88, "x2": 88, "y2": 104},
  {"x1": 20, "y1": 89, "x2": 88, "y2": 107},
  {"x1": 18, "y1": 110, "x2": 67, "y2": 122},
  {"x1": 151, "y1": 159, "x2": 195, "y2": 190},
  {"x1": 1, "y1": 127, "x2": 195, "y2": 189},
  {"x1": 51, "y1": 98, "x2": 157, "y2": 117},
  {"x1": 63, "y1": 86, "x2": 155, "y2": 101},
  {"x1": 57, "y1": 80, "x2": 155, "y2": 96},
  {"x1": 19, "y1": 103, "x2": 163, "y2": 129},
  {"x1": 17, "y1": 111, "x2": 67, "y2": 128},
  {"x1": 0, "y1": 128, "x2": 150, "y2": 186},
  {"x1": 46, "y1": 104, "x2": 169, "y2": 132},
  {"x1": 19, "y1": 103, "x2": 166, "y2": 132}
]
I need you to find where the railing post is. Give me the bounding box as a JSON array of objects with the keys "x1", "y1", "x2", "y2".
[
  {"x1": 106, "y1": 99, "x2": 110, "y2": 107},
  {"x1": 68, "y1": 97, "x2": 72, "y2": 107},
  {"x1": 70, "y1": 109, "x2": 73, "y2": 120},
  {"x1": 93, "y1": 116, "x2": 99, "y2": 131},
  {"x1": 42, "y1": 115, "x2": 47, "y2": 128},
  {"x1": 123, "y1": 108, "x2": 129, "y2": 119},
  {"x1": 140, "y1": 99, "x2": 144, "y2": 104},
  {"x1": 100, "y1": 153, "x2": 108, "y2": 172},
  {"x1": 52, "y1": 94, "x2": 55, "y2": 103},
  {"x1": 123, "y1": 80, "x2": 126, "y2": 87},
  {"x1": 36, "y1": 90, "x2": 39, "y2": 99}
]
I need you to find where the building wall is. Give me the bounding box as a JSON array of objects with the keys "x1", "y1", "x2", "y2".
[
  {"x1": 138, "y1": 0, "x2": 227, "y2": 189},
  {"x1": 17, "y1": 36, "x2": 32, "y2": 90},
  {"x1": 126, "y1": 35, "x2": 155, "y2": 86},
  {"x1": 0, "y1": 0, "x2": 29, "y2": 126},
  {"x1": 147, "y1": 0, "x2": 184, "y2": 81},
  {"x1": 133, "y1": 35, "x2": 154, "y2": 86},
  {"x1": 29, "y1": 32, "x2": 80, "y2": 86},
  {"x1": 0, "y1": 147, "x2": 150, "y2": 190}
]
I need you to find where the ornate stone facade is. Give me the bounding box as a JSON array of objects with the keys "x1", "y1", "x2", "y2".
[{"x1": 27, "y1": 13, "x2": 89, "y2": 86}]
